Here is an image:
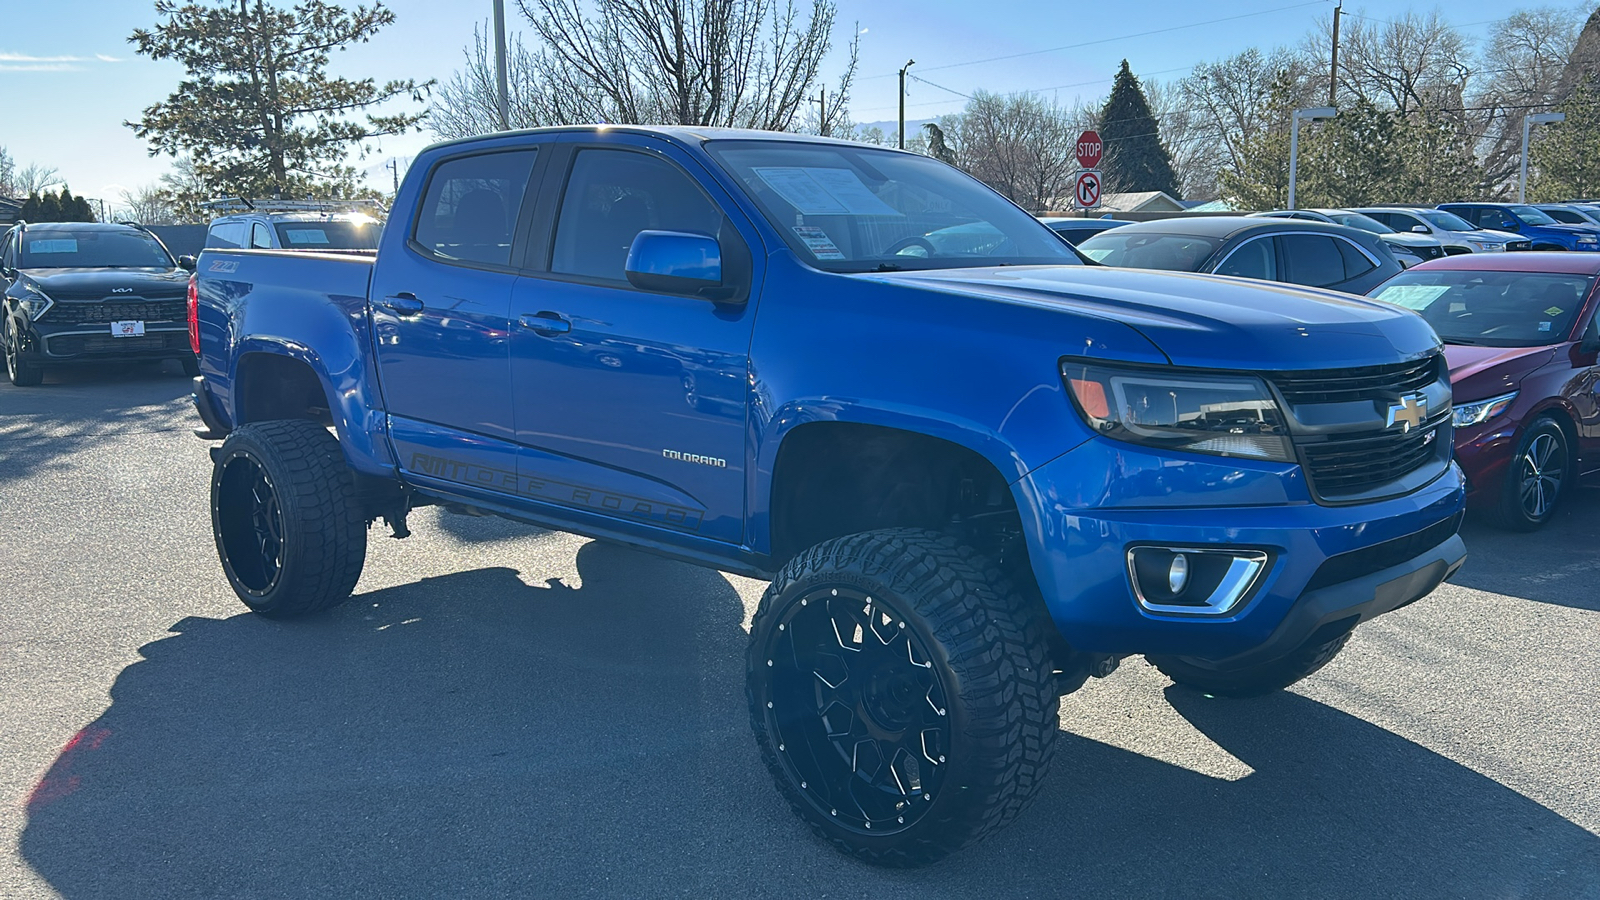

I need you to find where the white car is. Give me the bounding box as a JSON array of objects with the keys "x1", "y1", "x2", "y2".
[{"x1": 1354, "y1": 207, "x2": 1528, "y2": 254}]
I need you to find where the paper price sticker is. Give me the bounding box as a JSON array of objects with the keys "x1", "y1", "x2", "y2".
[{"x1": 793, "y1": 226, "x2": 846, "y2": 260}]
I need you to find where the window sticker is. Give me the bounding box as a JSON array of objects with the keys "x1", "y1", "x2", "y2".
[
  {"x1": 1544, "y1": 306, "x2": 1564, "y2": 316},
  {"x1": 754, "y1": 167, "x2": 903, "y2": 217},
  {"x1": 283, "y1": 228, "x2": 332, "y2": 245},
  {"x1": 28, "y1": 239, "x2": 78, "y2": 254},
  {"x1": 1539, "y1": 321, "x2": 1553, "y2": 332},
  {"x1": 1375, "y1": 284, "x2": 1451, "y2": 311},
  {"x1": 792, "y1": 225, "x2": 846, "y2": 260}
]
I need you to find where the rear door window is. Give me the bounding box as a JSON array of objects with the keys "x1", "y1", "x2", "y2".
[
  {"x1": 413, "y1": 150, "x2": 539, "y2": 268},
  {"x1": 1279, "y1": 234, "x2": 1347, "y2": 288},
  {"x1": 1336, "y1": 238, "x2": 1376, "y2": 280},
  {"x1": 250, "y1": 222, "x2": 273, "y2": 249},
  {"x1": 1214, "y1": 236, "x2": 1276, "y2": 280},
  {"x1": 207, "y1": 221, "x2": 249, "y2": 249}
]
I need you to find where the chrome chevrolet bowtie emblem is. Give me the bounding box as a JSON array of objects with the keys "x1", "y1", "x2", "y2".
[{"x1": 1386, "y1": 393, "x2": 1429, "y2": 432}]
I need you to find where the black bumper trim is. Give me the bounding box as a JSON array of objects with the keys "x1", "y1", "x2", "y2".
[
  {"x1": 191, "y1": 376, "x2": 230, "y2": 440},
  {"x1": 1202, "y1": 532, "x2": 1466, "y2": 668}
]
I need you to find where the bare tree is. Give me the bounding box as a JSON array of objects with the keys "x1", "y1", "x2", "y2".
[
  {"x1": 460, "y1": 0, "x2": 860, "y2": 134},
  {"x1": 1180, "y1": 47, "x2": 1320, "y2": 176},
  {"x1": 1469, "y1": 7, "x2": 1585, "y2": 194},
  {"x1": 14, "y1": 163, "x2": 63, "y2": 196},
  {"x1": 949, "y1": 91, "x2": 1079, "y2": 213},
  {"x1": 431, "y1": 23, "x2": 553, "y2": 139},
  {"x1": 117, "y1": 184, "x2": 180, "y2": 225},
  {"x1": 1308, "y1": 9, "x2": 1471, "y2": 115},
  {"x1": 1145, "y1": 78, "x2": 1225, "y2": 199}
]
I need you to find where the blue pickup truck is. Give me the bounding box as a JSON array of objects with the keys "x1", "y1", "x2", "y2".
[
  {"x1": 190, "y1": 126, "x2": 1467, "y2": 866},
  {"x1": 1439, "y1": 202, "x2": 1600, "y2": 251}
]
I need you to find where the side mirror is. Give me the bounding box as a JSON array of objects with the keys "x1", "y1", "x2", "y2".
[
  {"x1": 1411, "y1": 224, "x2": 1429, "y2": 234},
  {"x1": 625, "y1": 230, "x2": 730, "y2": 300},
  {"x1": 177, "y1": 255, "x2": 198, "y2": 272},
  {"x1": 1502, "y1": 220, "x2": 1522, "y2": 232},
  {"x1": 1580, "y1": 315, "x2": 1600, "y2": 355}
]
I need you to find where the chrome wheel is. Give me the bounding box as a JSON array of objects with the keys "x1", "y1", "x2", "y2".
[
  {"x1": 763, "y1": 585, "x2": 951, "y2": 835},
  {"x1": 1517, "y1": 431, "x2": 1565, "y2": 520}
]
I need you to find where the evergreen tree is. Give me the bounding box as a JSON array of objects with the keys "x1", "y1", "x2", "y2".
[
  {"x1": 1530, "y1": 85, "x2": 1600, "y2": 201},
  {"x1": 37, "y1": 191, "x2": 63, "y2": 222},
  {"x1": 1099, "y1": 60, "x2": 1180, "y2": 197},
  {"x1": 19, "y1": 192, "x2": 41, "y2": 221}
]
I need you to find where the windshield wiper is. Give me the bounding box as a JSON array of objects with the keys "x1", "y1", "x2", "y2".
[
  {"x1": 1444, "y1": 338, "x2": 1482, "y2": 345},
  {"x1": 872, "y1": 262, "x2": 905, "y2": 272}
]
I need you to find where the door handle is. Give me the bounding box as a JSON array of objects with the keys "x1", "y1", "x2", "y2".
[
  {"x1": 378, "y1": 292, "x2": 424, "y2": 316},
  {"x1": 519, "y1": 311, "x2": 571, "y2": 335}
]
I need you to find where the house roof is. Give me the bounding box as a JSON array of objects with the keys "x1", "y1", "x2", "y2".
[{"x1": 1097, "y1": 190, "x2": 1186, "y2": 213}]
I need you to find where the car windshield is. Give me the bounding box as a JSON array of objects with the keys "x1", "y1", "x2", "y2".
[
  {"x1": 1074, "y1": 231, "x2": 1221, "y2": 272},
  {"x1": 1417, "y1": 209, "x2": 1477, "y2": 231},
  {"x1": 274, "y1": 220, "x2": 380, "y2": 250},
  {"x1": 1371, "y1": 270, "x2": 1594, "y2": 347},
  {"x1": 19, "y1": 230, "x2": 173, "y2": 269},
  {"x1": 1509, "y1": 205, "x2": 1559, "y2": 226},
  {"x1": 706, "y1": 141, "x2": 1080, "y2": 271},
  {"x1": 1327, "y1": 212, "x2": 1393, "y2": 234}
]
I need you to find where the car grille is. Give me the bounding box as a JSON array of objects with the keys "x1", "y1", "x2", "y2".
[
  {"x1": 1269, "y1": 356, "x2": 1440, "y2": 406},
  {"x1": 1413, "y1": 245, "x2": 1446, "y2": 260},
  {"x1": 47, "y1": 299, "x2": 187, "y2": 326},
  {"x1": 1507, "y1": 240, "x2": 1533, "y2": 251},
  {"x1": 1294, "y1": 411, "x2": 1450, "y2": 497},
  {"x1": 45, "y1": 331, "x2": 189, "y2": 356}
]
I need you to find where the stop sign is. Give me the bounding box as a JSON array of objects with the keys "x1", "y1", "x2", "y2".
[{"x1": 1075, "y1": 130, "x2": 1103, "y2": 169}]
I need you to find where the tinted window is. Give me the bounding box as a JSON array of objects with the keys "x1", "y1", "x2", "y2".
[
  {"x1": 551, "y1": 149, "x2": 723, "y2": 281},
  {"x1": 250, "y1": 222, "x2": 273, "y2": 249},
  {"x1": 1478, "y1": 209, "x2": 1518, "y2": 230},
  {"x1": 1542, "y1": 208, "x2": 1585, "y2": 224},
  {"x1": 1327, "y1": 212, "x2": 1392, "y2": 234},
  {"x1": 1372, "y1": 270, "x2": 1595, "y2": 347},
  {"x1": 1, "y1": 232, "x2": 15, "y2": 270},
  {"x1": 1214, "y1": 237, "x2": 1276, "y2": 280},
  {"x1": 206, "y1": 221, "x2": 249, "y2": 249},
  {"x1": 274, "y1": 221, "x2": 380, "y2": 250},
  {"x1": 1075, "y1": 232, "x2": 1220, "y2": 271},
  {"x1": 19, "y1": 230, "x2": 173, "y2": 268},
  {"x1": 1335, "y1": 238, "x2": 1376, "y2": 279},
  {"x1": 1279, "y1": 234, "x2": 1346, "y2": 287},
  {"x1": 413, "y1": 150, "x2": 537, "y2": 267}
]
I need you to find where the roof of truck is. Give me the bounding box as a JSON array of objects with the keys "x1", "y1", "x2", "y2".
[{"x1": 423, "y1": 124, "x2": 901, "y2": 156}]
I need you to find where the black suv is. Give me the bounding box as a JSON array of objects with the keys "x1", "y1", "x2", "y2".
[{"x1": 1, "y1": 222, "x2": 197, "y2": 386}]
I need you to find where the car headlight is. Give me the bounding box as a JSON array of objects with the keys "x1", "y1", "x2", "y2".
[
  {"x1": 1471, "y1": 240, "x2": 1504, "y2": 251},
  {"x1": 1062, "y1": 361, "x2": 1294, "y2": 462},
  {"x1": 1452, "y1": 390, "x2": 1517, "y2": 427},
  {"x1": 14, "y1": 288, "x2": 53, "y2": 320}
]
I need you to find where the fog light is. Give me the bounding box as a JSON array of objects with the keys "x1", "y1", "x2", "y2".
[{"x1": 1168, "y1": 554, "x2": 1189, "y2": 594}]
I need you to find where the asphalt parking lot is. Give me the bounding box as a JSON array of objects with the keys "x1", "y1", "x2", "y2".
[{"x1": 2, "y1": 366, "x2": 1597, "y2": 899}]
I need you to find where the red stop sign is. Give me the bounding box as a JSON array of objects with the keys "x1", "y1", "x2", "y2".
[{"x1": 1076, "y1": 130, "x2": 1103, "y2": 169}]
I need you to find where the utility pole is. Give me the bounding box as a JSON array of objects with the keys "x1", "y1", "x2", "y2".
[
  {"x1": 898, "y1": 59, "x2": 916, "y2": 149},
  {"x1": 1329, "y1": 2, "x2": 1342, "y2": 107},
  {"x1": 811, "y1": 87, "x2": 828, "y2": 137},
  {"x1": 387, "y1": 159, "x2": 400, "y2": 196},
  {"x1": 493, "y1": 0, "x2": 511, "y2": 130}
]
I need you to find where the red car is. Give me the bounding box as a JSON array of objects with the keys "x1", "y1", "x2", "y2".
[{"x1": 1369, "y1": 253, "x2": 1600, "y2": 529}]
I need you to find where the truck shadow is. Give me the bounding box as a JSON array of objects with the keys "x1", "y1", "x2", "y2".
[
  {"x1": 19, "y1": 544, "x2": 1599, "y2": 899},
  {"x1": 1448, "y1": 482, "x2": 1600, "y2": 612}
]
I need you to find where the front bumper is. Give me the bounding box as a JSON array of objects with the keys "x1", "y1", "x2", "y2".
[
  {"x1": 1018, "y1": 444, "x2": 1466, "y2": 662},
  {"x1": 1453, "y1": 417, "x2": 1520, "y2": 505},
  {"x1": 24, "y1": 318, "x2": 192, "y2": 365}
]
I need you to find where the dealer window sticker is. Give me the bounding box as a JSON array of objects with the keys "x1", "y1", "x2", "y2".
[
  {"x1": 1544, "y1": 306, "x2": 1564, "y2": 316},
  {"x1": 792, "y1": 225, "x2": 846, "y2": 260},
  {"x1": 754, "y1": 167, "x2": 903, "y2": 217},
  {"x1": 1375, "y1": 284, "x2": 1451, "y2": 311},
  {"x1": 28, "y1": 239, "x2": 78, "y2": 254},
  {"x1": 283, "y1": 229, "x2": 332, "y2": 245}
]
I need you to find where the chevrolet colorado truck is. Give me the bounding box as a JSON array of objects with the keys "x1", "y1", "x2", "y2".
[{"x1": 190, "y1": 126, "x2": 1467, "y2": 866}]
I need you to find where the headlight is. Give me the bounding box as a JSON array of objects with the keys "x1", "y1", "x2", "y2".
[
  {"x1": 1472, "y1": 240, "x2": 1504, "y2": 251},
  {"x1": 15, "y1": 289, "x2": 53, "y2": 320},
  {"x1": 1062, "y1": 361, "x2": 1295, "y2": 462},
  {"x1": 1452, "y1": 390, "x2": 1517, "y2": 427}
]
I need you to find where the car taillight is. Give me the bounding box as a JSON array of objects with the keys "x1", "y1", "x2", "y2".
[{"x1": 187, "y1": 273, "x2": 200, "y2": 356}]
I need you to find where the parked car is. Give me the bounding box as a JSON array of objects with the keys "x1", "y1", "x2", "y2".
[
  {"x1": 1, "y1": 221, "x2": 197, "y2": 386},
  {"x1": 1038, "y1": 216, "x2": 1136, "y2": 245},
  {"x1": 1532, "y1": 203, "x2": 1600, "y2": 227},
  {"x1": 190, "y1": 125, "x2": 1465, "y2": 866},
  {"x1": 1369, "y1": 252, "x2": 1600, "y2": 529},
  {"x1": 1074, "y1": 216, "x2": 1402, "y2": 294},
  {"x1": 203, "y1": 199, "x2": 383, "y2": 252},
  {"x1": 1251, "y1": 209, "x2": 1448, "y2": 265},
  {"x1": 1355, "y1": 207, "x2": 1528, "y2": 254},
  {"x1": 1438, "y1": 203, "x2": 1600, "y2": 252}
]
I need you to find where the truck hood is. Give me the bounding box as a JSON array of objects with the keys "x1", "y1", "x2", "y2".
[
  {"x1": 857, "y1": 265, "x2": 1441, "y2": 370},
  {"x1": 1443, "y1": 343, "x2": 1555, "y2": 401},
  {"x1": 20, "y1": 267, "x2": 189, "y2": 300}
]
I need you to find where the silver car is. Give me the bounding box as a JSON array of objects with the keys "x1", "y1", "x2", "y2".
[{"x1": 1353, "y1": 207, "x2": 1527, "y2": 254}]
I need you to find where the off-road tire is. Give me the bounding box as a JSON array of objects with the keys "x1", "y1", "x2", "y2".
[
  {"x1": 747, "y1": 528, "x2": 1058, "y2": 867},
  {"x1": 1492, "y1": 418, "x2": 1568, "y2": 532},
  {"x1": 5, "y1": 319, "x2": 43, "y2": 386},
  {"x1": 1148, "y1": 628, "x2": 1353, "y2": 698},
  {"x1": 211, "y1": 419, "x2": 366, "y2": 617}
]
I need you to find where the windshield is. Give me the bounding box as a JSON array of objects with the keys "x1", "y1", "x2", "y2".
[
  {"x1": 1327, "y1": 212, "x2": 1393, "y2": 234},
  {"x1": 19, "y1": 230, "x2": 173, "y2": 269},
  {"x1": 1371, "y1": 270, "x2": 1594, "y2": 347},
  {"x1": 1074, "y1": 231, "x2": 1221, "y2": 272},
  {"x1": 1418, "y1": 209, "x2": 1477, "y2": 231},
  {"x1": 1510, "y1": 205, "x2": 1559, "y2": 226},
  {"x1": 706, "y1": 142, "x2": 1080, "y2": 271},
  {"x1": 274, "y1": 220, "x2": 380, "y2": 250}
]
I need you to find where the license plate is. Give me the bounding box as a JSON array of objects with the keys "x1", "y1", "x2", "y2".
[{"x1": 111, "y1": 321, "x2": 146, "y2": 337}]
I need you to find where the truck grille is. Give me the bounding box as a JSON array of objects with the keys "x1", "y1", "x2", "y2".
[
  {"x1": 1296, "y1": 411, "x2": 1451, "y2": 497},
  {"x1": 1270, "y1": 356, "x2": 1440, "y2": 406},
  {"x1": 1507, "y1": 240, "x2": 1533, "y2": 252},
  {"x1": 48, "y1": 300, "x2": 186, "y2": 326}
]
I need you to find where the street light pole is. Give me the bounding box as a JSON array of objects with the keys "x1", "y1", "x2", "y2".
[
  {"x1": 493, "y1": 0, "x2": 511, "y2": 131},
  {"x1": 1288, "y1": 106, "x2": 1337, "y2": 210},
  {"x1": 1519, "y1": 112, "x2": 1566, "y2": 203},
  {"x1": 898, "y1": 59, "x2": 915, "y2": 149}
]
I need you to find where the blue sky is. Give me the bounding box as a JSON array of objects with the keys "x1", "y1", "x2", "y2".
[{"x1": 0, "y1": 0, "x2": 1575, "y2": 208}]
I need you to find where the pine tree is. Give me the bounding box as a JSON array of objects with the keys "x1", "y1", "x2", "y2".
[
  {"x1": 19, "y1": 192, "x2": 41, "y2": 222},
  {"x1": 1099, "y1": 60, "x2": 1180, "y2": 197},
  {"x1": 1530, "y1": 85, "x2": 1600, "y2": 201},
  {"x1": 36, "y1": 191, "x2": 63, "y2": 222}
]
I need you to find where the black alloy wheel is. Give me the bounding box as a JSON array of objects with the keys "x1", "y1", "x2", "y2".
[
  {"x1": 1495, "y1": 418, "x2": 1568, "y2": 531},
  {"x1": 215, "y1": 455, "x2": 286, "y2": 594},
  {"x1": 5, "y1": 317, "x2": 43, "y2": 386}
]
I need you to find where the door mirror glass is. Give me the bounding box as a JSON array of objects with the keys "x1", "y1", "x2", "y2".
[
  {"x1": 625, "y1": 230, "x2": 727, "y2": 299},
  {"x1": 177, "y1": 255, "x2": 197, "y2": 271}
]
